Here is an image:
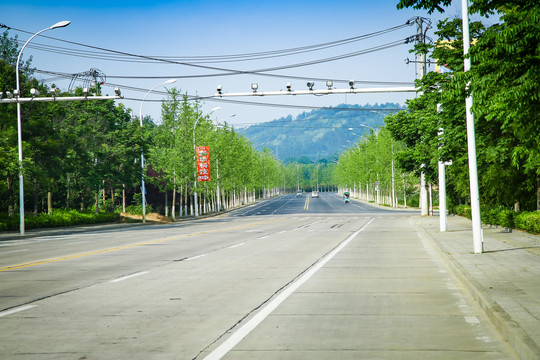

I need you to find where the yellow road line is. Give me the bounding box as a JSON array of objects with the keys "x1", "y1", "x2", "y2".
[
  {"x1": 0, "y1": 217, "x2": 283, "y2": 272},
  {"x1": 304, "y1": 196, "x2": 310, "y2": 211}
]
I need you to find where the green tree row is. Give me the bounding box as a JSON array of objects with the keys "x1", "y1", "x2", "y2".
[
  {"x1": 1, "y1": 31, "x2": 142, "y2": 217},
  {"x1": 0, "y1": 30, "x2": 285, "y2": 223},
  {"x1": 145, "y1": 89, "x2": 284, "y2": 218},
  {"x1": 388, "y1": 0, "x2": 539, "y2": 212},
  {"x1": 333, "y1": 127, "x2": 418, "y2": 207}
]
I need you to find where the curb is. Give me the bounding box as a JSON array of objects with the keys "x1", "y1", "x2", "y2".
[
  {"x1": 414, "y1": 220, "x2": 540, "y2": 360},
  {"x1": 0, "y1": 200, "x2": 262, "y2": 241}
]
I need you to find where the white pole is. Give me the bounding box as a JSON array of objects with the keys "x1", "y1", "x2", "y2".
[
  {"x1": 216, "y1": 159, "x2": 221, "y2": 212},
  {"x1": 461, "y1": 0, "x2": 483, "y2": 253},
  {"x1": 15, "y1": 21, "x2": 71, "y2": 235},
  {"x1": 139, "y1": 79, "x2": 176, "y2": 223},
  {"x1": 438, "y1": 160, "x2": 447, "y2": 231}
]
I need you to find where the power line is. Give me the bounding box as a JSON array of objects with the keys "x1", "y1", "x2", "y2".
[
  {"x1": 10, "y1": 21, "x2": 413, "y2": 64},
  {"x1": 6, "y1": 20, "x2": 416, "y2": 79}
]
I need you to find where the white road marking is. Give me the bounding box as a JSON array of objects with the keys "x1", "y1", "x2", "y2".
[
  {"x1": 227, "y1": 243, "x2": 246, "y2": 249},
  {"x1": 465, "y1": 316, "x2": 480, "y2": 325},
  {"x1": 0, "y1": 305, "x2": 37, "y2": 318},
  {"x1": 0, "y1": 249, "x2": 29, "y2": 255},
  {"x1": 110, "y1": 271, "x2": 149, "y2": 283},
  {"x1": 186, "y1": 254, "x2": 209, "y2": 261},
  {"x1": 203, "y1": 217, "x2": 375, "y2": 360}
]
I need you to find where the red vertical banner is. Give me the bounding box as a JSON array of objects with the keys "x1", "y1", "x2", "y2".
[{"x1": 196, "y1": 146, "x2": 211, "y2": 182}]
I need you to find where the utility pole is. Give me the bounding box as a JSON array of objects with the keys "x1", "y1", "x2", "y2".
[
  {"x1": 461, "y1": 0, "x2": 483, "y2": 253},
  {"x1": 416, "y1": 17, "x2": 429, "y2": 216}
]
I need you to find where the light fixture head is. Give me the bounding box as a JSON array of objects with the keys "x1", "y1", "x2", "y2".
[
  {"x1": 83, "y1": 88, "x2": 89, "y2": 96},
  {"x1": 6, "y1": 91, "x2": 13, "y2": 99},
  {"x1": 326, "y1": 80, "x2": 333, "y2": 89},
  {"x1": 251, "y1": 83, "x2": 258, "y2": 92},
  {"x1": 114, "y1": 87, "x2": 121, "y2": 96},
  {"x1": 13, "y1": 90, "x2": 19, "y2": 97},
  {"x1": 50, "y1": 20, "x2": 71, "y2": 29},
  {"x1": 348, "y1": 80, "x2": 355, "y2": 89},
  {"x1": 164, "y1": 79, "x2": 176, "y2": 85},
  {"x1": 30, "y1": 88, "x2": 40, "y2": 97},
  {"x1": 217, "y1": 85, "x2": 222, "y2": 95},
  {"x1": 307, "y1": 81, "x2": 315, "y2": 90},
  {"x1": 286, "y1": 83, "x2": 292, "y2": 92}
]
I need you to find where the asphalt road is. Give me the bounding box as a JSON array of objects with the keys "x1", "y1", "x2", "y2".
[{"x1": 0, "y1": 192, "x2": 515, "y2": 359}]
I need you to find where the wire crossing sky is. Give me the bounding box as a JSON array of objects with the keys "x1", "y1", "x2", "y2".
[{"x1": 1, "y1": 0, "x2": 455, "y2": 125}]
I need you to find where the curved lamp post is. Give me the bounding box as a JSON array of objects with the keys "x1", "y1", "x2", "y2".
[
  {"x1": 16, "y1": 21, "x2": 71, "y2": 235},
  {"x1": 138, "y1": 79, "x2": 176, "y2": 223},
  {"x1": 193, "y1": 107, "x2": 221, "y2": 217}
]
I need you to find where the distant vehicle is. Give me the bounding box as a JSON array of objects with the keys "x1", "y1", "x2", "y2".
[
  {"x1": 343, "y1": 191, "x2": 350, "y2": 204},
  {"x1": 296, "y1": 190, "x2": 302, "y2": 197},
  {"x1": 311, "y1": 191, "x2": 319, "y2": 198}
]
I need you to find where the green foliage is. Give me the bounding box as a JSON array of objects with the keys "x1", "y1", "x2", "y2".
[
  {"x1": 0, "y1": 210, "x2": 119, "y2": 231},
  {"x1": 453, "y1": 205, "x2": 472, "y2": 219},
  {"x1": 388, "y1": 2, "x2": 540, "y2": 213},
  {"x1": 514, "y1": 212, "x2": 540, "y2": 234},
  {"x1": 333, "y1": 127, "x2": 416, "y2": 205}
]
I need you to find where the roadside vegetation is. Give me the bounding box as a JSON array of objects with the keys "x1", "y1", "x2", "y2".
[{"x1": 335, "y1": 0, "x2": 539, "y2": 233}]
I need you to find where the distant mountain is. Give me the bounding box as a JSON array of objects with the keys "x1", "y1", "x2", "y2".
[{"x1": 239, "y1": 103, "x2": 405, "y2": 163}]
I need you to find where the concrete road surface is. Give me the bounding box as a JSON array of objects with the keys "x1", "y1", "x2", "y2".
[{"x1": 0, "y1": 193, "x2": 516, "y2": 359}]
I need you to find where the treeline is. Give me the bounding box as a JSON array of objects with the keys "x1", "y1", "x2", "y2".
[
  {"x1": 336, "y1": 1, "x2": 539, "y2": 231},
  {"x1": 146, "y1": 89, "x2": 284, "y2": 218},
  {"x1": 333, "y1": 128, "x2": 418, "y2": 207},
  {"x1": 0, "y1": 31, "x2": 287, "y2": 225}
]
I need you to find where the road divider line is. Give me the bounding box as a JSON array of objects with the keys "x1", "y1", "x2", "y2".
[
  {"x1": 186, "y1": 254, "x2": 209, "y2": 261},
  {"x1": 303, "y1": 196, "x2": 310, "y2": 211},
  {"x1": 0, "y1": 305, "x2": 37, "y2": 318},
  {"x1": 203, "y1": 217, "x2": 375, "y2": 360},
  {"x1": 110, "y1": 271, "x2": 149, "y2": 283},
  {"x1": 0, "y1": 218, "x2": 283, "y2": 272},
  {"x1": 227, "y1": 243, "x2": 246, "y2": 249}
]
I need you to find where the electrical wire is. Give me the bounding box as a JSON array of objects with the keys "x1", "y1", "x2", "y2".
[
  {"x1": 5, "y1": 21, "x2": 416, "y2": 79},
  {"x1": 10, "y1": 21, "x2": 413, "y2": 65}
]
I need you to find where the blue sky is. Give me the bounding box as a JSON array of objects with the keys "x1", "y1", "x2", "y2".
[{"x1": 1, "y1": 1, "x2": 460, "y2": 126}]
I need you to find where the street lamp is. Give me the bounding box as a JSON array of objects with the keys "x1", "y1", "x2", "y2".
[
  {"x1": 139, "y1": 79, "x2": 176, "y2": 223},
  {"x1": 193, "y1": 107, "x2": 221, "y2": 217},
  {"x1": 16, "y1": 20, "x2": 71, "y2": 235}
]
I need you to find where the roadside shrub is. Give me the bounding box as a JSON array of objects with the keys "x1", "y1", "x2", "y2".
[
  {"x1": 515, "y1": 211, "x2": 540, "y2": 234},
  {"x1": 0, "y1": 210, "x2": 120, "y2": 232},
  {"x1": 124, "y1": 204, "x2": 154, "y2": 215},
  {"x1": 452, "y1": 205, "x2": 472, "y2": 219},
  {"x1": 497, "y1": 208, "x2": 515, "y2": 230}
]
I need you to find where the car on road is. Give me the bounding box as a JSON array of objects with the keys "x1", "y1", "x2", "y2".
[
  {"x1": 296, "y1": 190, "x2": 302, "y2": 197},
  {"x1": 311, "y1": 191, "x2": 319, "y2": 198}
]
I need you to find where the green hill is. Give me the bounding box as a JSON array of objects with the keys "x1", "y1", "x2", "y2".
[{"x1": 240, "y1": 103, "x2": 405, "y2": 163}]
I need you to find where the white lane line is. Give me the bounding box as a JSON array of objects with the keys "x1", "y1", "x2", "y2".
[
  {"x1": 110, "y1": 271, "x2": 149, "y2": 283},
  {"x1": 227, "y1": 243, "x2": 246, "y2": 249},
  {"x1": 257, "y1": 235, "x2": 270, "y2": 239},
  {"x1": 465, "y1": 316, "x2": 480, "y2": 325},
  {"x1": 203, "y1": 217, "x2": 375, "y2": 360},
  {"x1": 0, "y1": 249, "x2": 29, "y2": 255},
  {"x1": 0, "y1": 305, "x2": 37, "y2": 318},
  {"x1": 186, "y1": 254, "x2": 209, "y2": 261}
]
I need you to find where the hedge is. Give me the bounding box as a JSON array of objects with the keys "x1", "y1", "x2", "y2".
[
  {"x1": 449, "y1": 205, "x2": 539, "y2": 235},
  {"x1": 0, "y1": 210, "x2": 120, "y2": 232}
]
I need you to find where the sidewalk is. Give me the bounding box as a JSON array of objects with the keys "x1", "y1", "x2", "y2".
[{"x1": 414, "y1": 215, "x2": 540, "y2": 360}]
